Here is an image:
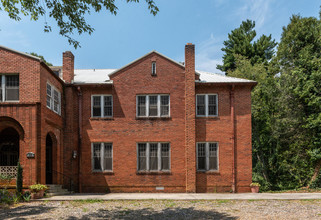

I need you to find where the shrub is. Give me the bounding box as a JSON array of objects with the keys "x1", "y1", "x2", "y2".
[
  {"x1": 29, "y1": 184, "x2": 48, "y2": 192},
  {"x1": 22, "y1": 191, "x2": 31, "y2": 202},
  {"x1": 16, "y1": 161, "x2": 23, "y2": 195},
  {"x1": 250, "y1": 182, "x2": 261, "y2": 187}
]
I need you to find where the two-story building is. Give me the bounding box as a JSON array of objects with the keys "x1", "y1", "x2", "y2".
[{"x1": 0, "y1": 44, "x2": 256, "y2": 193}]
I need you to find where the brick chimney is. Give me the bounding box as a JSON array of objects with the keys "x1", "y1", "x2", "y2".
[
  {"x1": 63, "y1": 51, "x2": 74, "y2": 83},
  {"x1": 185, "y1": 43, "x2": 196, "y2": 193}
]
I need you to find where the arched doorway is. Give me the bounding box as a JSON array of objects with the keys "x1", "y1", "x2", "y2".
[
  {"x1": 0, "y1": 127, "x2": 19, "y2": 166},
  {"x1": 46, "y1": 134, "x2": 54, "y2": 184}
]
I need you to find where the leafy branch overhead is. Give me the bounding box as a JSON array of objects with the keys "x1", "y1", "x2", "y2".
[{"x1": 0, "y1": 0, "x2": 159, "y2": 48}]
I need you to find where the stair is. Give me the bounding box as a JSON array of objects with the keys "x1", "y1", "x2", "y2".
[{"x1": 46, "y1": 184, "x2": 73, "y2": 196}]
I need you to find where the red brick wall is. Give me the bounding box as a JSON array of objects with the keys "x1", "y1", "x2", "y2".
[
  {"x1": 195, "y1": 84, "x2": 252, "y2": 192},
  {"x1": 78, "y1": 52, "x2": 188, "y2": 192}
]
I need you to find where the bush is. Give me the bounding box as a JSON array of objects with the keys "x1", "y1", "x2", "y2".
[
  {"x1": 16, "y1": 161, "x2": 23, "y2": 195},
  {"x1": 29, "y1": 184, "x2": 48, "y2": 192}
]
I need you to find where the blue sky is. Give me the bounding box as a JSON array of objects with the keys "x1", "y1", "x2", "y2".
[{"x1": 0, "y1": 0, "x2": 320, "y2": 73}]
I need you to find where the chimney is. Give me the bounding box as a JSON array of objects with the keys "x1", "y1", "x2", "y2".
[
  {"x1": 184, "y1": 43, "x2": 196, "y2": 193},
  {"x1": 63, "y1": 51, "x2": 74, "y2": 83}
]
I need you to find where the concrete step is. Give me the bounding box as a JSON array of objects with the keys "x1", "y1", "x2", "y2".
[
  {"x1": 46, "y1": 184, "x2": 73, "y2": 197},
  {"x1": 47, "y1": 191, "x2": 73, "y2": 197}
]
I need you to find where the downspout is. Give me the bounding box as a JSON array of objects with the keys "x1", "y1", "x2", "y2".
[
  {"x1": 231, "y1": 84, "x2": 237, "y2": 193},
  {"x1": 77, "y1": 86, "x2": 82, "y2": 192}
]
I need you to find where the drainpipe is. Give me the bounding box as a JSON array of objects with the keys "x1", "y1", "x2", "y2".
[
  {"x1": 77, "y1": 86, "x2": 82, "y2": 192},
  {"x1": 231, "y1": 84, "x2": 237, "y2": 193}
]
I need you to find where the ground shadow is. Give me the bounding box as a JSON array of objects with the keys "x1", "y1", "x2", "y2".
[
  {"x1": 0, "y1": 204, "x2": 54, "y2": 219},
  {"x1": 68, "y1": 207, "x2": 237, "y2": 220}
]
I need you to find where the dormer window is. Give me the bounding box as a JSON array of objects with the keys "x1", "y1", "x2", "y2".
[{"x1": 151, "y1": 62, "x2": 156, "y2": 75}]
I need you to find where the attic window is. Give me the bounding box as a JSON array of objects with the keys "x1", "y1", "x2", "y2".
[{"x1": 151, "y1": 62, "x2": 156, "y2": 75}]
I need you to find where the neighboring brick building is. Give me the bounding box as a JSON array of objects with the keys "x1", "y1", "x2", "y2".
[{"x1": 0, "y1": 44, "x2": 256, "y2": 193}]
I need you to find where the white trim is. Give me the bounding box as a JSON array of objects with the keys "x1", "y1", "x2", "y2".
[
  {"x1": 196, "y1": 142, "x2": 219, "y2": 172},
  {"x1": 46, "y1": 81, "x2": 61, "y2": 115},
  {"x1": 136, "y1": 94, "x2": 170, "y2": 118},
  {"x1": 91, "y1": 94, "x2": 113, "y2": 118},
  {"x1": 196, "y1": 94, "x2": 218, "y2": 117},
  {"x1": 0, "y1": 74, "x2": 20, "y2": 102},
  {"x1": 137, "y1": 142, "x2": 171, "y2": 172},
  {"x1": 91, "y1": 142, "x2": 113, "y2": 172}
]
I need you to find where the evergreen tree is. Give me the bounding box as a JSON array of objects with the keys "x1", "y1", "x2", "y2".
[
  {"x1": 217, "y1": 20, "x2": 277, "y2": 73},
  {"x1": 16, "y1": 161, "x2": 23, "y2": 195}
]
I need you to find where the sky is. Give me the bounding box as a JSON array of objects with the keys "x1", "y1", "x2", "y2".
[{"x1": 0, "y1": 0, "x2": 320, "y2": 73}]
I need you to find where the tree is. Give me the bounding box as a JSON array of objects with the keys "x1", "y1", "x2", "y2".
[
  {"x1": 27, "y1": 52, "x2": 53, "y2": 66},
  {"x1": 217, "y1": 20, "x2": 276, "y2": 73},
  {"x1": 275, "y1": 12, "x2": 321, "y2": 188},
  {"x1": 16, "y1": 161, "x2": 23, "y2": 195},
  {"x1": 0, "y1": 0, "x2": 158, "y2": 48}
]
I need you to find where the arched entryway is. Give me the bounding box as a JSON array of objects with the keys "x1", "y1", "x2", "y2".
[
  {"x1": 0, "y1": 116, "x2": 24, "y2": 179},
  {"x1": 46, "y1": 133, "x2": 57, "y2": 184},
  {"x1": 0, "y1": 127, "x2": 19, "y2": 166}
]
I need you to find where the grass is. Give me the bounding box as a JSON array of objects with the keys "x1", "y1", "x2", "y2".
[{"x1": 216, "y1": 200, "x2": 229, "y2": 204}]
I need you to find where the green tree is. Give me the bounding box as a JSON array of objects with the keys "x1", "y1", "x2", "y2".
[
  {"x1": 0, "y1": 0, "x2": 158, "y2": 48},
  {"x1": 217, "y1": 20, "x2": 276, "y2": 73},
  {"x1": 27, "y1": 52, "x2": 53, "y2": 66},
  {"x1": 275, "y1": 12, "x2": 321, "y2": 188}
]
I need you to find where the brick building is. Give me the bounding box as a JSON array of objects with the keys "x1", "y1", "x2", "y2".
[{"x1": 0, "y1": 44, "x2": 256, "y2": 193}]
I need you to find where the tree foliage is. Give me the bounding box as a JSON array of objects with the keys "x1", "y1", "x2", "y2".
[
  {"x1": 217, "y1": 20, "x2": 276, "y2": 73},
  {"x1": 27, "y1": 52, "x2": 53, "y2": 66},
  {"x1": 0, "y1": 0, "x2": 158, "y2": 48},
  {"x1": 225, "y1": 9, "x2": 321, "y2": 191}
]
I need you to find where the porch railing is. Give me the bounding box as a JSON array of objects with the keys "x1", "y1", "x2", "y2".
[{"x1": 0, "y1": 166, "x2": 18, "y2": 178}]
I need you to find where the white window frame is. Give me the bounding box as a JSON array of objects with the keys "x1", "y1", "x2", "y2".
[
  {"x1": 196, "y1": 94, "x2": 218, "y2": 117},
  {"x1": 91, "y1": 95, "x2": 113, "y2": 118},
  {"x1": 46, "y1": 82, "x2": 61, "y2": 115},
  {"x1": 0, "y1": 74, "x2": 19, "y2": 102},
  {"x1": 91, "y1": 142, "x2": 113, "y2": 172},
  {"x1": 151, "y1": 62, "x2": 156, "y2": 75},
  {"x1": 136, "y1": 94, "x2": 170, "y2": 117},
  {"x1": 136, "y1": 142, "x2": 171, "y2": 172},
  {"x1": 196, "y1": 142, "x2": 219, "y2": 171}
]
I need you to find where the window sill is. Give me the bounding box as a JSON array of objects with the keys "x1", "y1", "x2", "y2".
[
  {"x1": 197, "y1": 170, "x2": 220, "y2": 175},
  {"x1": 90, "y1": 117, "x2": 114, "y2": 121},
  {"x1": 136, "y1": 117, "x2": 171, "y2": 120},
  {"x1": 92, "y1": 171, "x2": 114, "y2": 175},
  {"x1": 136, "y1": 171, "x2": 171, "y2": 175},
  {"x1": 196, "y1": 116, "x2": 219, "y2": 120}
]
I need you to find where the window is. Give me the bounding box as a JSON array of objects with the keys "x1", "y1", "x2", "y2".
[
  {"x1": 92, "y1": 143, "x2": 113, "y2": 171},
  {"x1": 46, "y1": 83, "x2": 61, "y2": 114},
  {"x1": 197, "y1": 142, "x2": 218, "y2": 171},
  {"x1": 136, "y1": 95, "x2": 170, "y2": 117},
  {"x1": 196, "y1": 94, "x2": 218, "y2": 117},
  {"x1": 137, "y1": 143, "x2": 170, "y2": 171},
  {"x1": 91, "y1": 95, "x2": 113, "y2": 117},
  {"x1": 151, "y1": 62, "x2": 156, "y2": 75},
  {"x1": 0, "y1": 75, "x2": 19, "y2": 102}
]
